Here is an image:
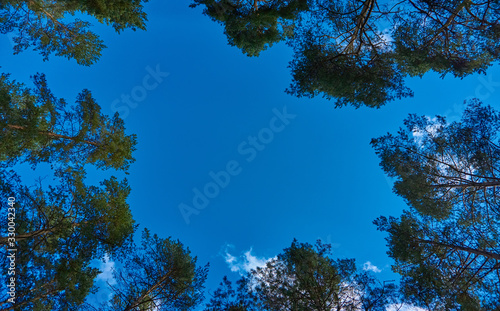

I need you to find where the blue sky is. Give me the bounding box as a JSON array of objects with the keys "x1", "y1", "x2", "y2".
[{"x1": 2, "y1": 0, "x2": 500, "y2": 308}]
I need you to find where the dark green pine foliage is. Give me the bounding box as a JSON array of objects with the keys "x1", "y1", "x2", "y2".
[
  {"x1": 0, "y1": 0, "x2": 149, "y2": 65},
  {"x1": 206, "y1": 240, "x2": 398, "y2": 311},
  {"x1": 371, "y1": 100, "x2": 500, "y2": 219},
  {"x1": 0, "y1": 73, "x2": 136, "y2": 172},
  {"x1": 393, "y1": 0, "x2": 500, "y2": 78},
  {"x1": 375, "y1": 211, "x2": 500, "y2": 310},
  {"x1": 0, "y1": 167, "x2": 135, "y2": 311},
  {"x1": 193, "y1": 0, "x2": 500, "y2": 108},
  {"x1": 286, "y1": 0, "x2": 413, "y2": 108},
  {"x1": 372, "y1": 100, "x2": 500, "y2": 310},
  {"x1": 190, "y1": 0, "x2": 308, "y2": 57},
  {"x1": 95, "y1": 229, "x2": 208, "y2": 311},
  {"x1": 288, "y1": 44, "x2": 412, "y2": 108},
  {"x1": 254, "y1": 240, "x2": 397, "y2": 311},
  {"x1": 205, "y1": 276, "x2": 261, "y2": 311}
]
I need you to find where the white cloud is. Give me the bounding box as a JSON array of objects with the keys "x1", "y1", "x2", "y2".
[
  {"x1": 411, "y1": 116, "x2": 443, "y2": 146},
  {"x1": 96, "y1": 254, "x2": 117, "y2": 285},
  {"x1": 378, "y1": 27, "x2": 395, "y2": 52},
  {"x1": 242, "y1": 249, "x2": 270, "y2": 272},
  {"x1": 386, "y1": 303, "x2": 428, "y2": 311},
  {"x1": 223, "y1": 245, "x2": 274, "y2": 275},
  {"x1": 363, "y1": 261, "x2": 382, "y2": 273}
]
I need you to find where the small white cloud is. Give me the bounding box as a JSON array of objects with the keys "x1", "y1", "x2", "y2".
[
  {"x1": 386, "y1": 303, "x2": 428, "y2": 311},
  {"x1": 378, "y1": 27, "x2": 395, "y2": 52},
  {"x1": 242, "y1": 249, "x2": 270, "y2": 272},
  {"x1": 225, "y1": 252, "x2": 240, "y2": 272},
  {"x1": 223, "y1": 245, "x2": 274, "y2": 275},
  {"x1": 96, "y1": 254, "x2": 116, "y2": 285},
  {"x1": 412, "y1": 116, "x2": 443, "y2": 146},
  {"x1": 363, "y1": 261, "x2": 382, "y2": 273},
  {"x1": 225, "y1": 252, "x2": 236, "y2": 264}
]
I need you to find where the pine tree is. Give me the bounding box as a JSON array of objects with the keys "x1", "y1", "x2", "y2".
[
  {"x1": 0, "y1": 73, "x2": 136, "y2": 172},
  {"x1": 0, "y1": 0, "x2": 149, "y2": 65},
  {"x1": 206, "y1": 240, "x2": 398, "y2": 311},
  {"x1": 192, "y1": 0, "x2": 500, "y2": 108},
  {"x1": 372, "y1": 100, "x2": 500, "y2": 309},
  {"x1": 0, "y1": 167, "x2": 135, "y2": 310},
  {"x1": 96, "y1": 229, "x2": 208, "y2": 311}
]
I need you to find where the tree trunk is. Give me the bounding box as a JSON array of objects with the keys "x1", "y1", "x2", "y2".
[
  {"x1": 6, "y1": 124, "x2": 99, "y2": 146},
  {"x1": 417, "y1": 238, "x2": 500, "y2": 261},
  {"x1": 431, "y1": 181, "x2": 500, "y2": 189}
]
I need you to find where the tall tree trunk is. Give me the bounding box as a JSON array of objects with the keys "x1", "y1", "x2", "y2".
[
  {"x1": 0, "y1": 227, "x2": 55, "y2": 245},
  {"x1": 431, "y1": 181, "x2": 500, "y2": 189},
  {"x1": 6, "y1": 124, "x2": 99, "y2": 146},
  {"x1": 417, "y1": 238, "x2": 500, "y2": 261},
  {"x1": 0, "y1": 221, "x2": 89, "y2": 245},
  {"x1": 345, "y1": 0, "x2": 375, "y2": 54},
  {"x1": 123, "y1": 271, "x2": 175, "y2": 311}
]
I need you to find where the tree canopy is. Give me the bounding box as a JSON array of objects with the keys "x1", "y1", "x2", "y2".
[
  {"x1": 0, "y1": 58, "x2": 137, "y2": 311},
  {"x1": 0, "y1": 73, "x2": 137, "y2": 172},
  {"x1": 90, "y1": 229, "x2": 208, "y2": 311},
  {"x1": 0, "y1": 0, "x2": 149, "y2": 65},
  {"x1": 372, "y1": 100, "x2": 500, "y2": 309},
  {"x1": 206, "y1": 240, "x2": 398, "y2": 311},
  {"x1": 192, "y1": 0, "x2": 500, "y2": 108},
  {"x1": 0, "y1": 167, "x2": 135, "y2": 310}
]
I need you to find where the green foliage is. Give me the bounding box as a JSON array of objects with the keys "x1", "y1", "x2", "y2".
[
  {"x1": 375, "y1": 211, "x2": 500, "y2": 310},
  {"x1": 0, "y1": 167, "x2": 135, "y2": 310},
  {"x1": 0, "y1": 0, "x2": 149, "y2": 65},
  {"x1": 373, "y1": 101, "x2": 500, "y2": 309},
  {"x1": 206, "y1": 240, "x2": 398, "y2": 311},
  {"x1": 0, "y1": 69, "x2": 137, "y2": 308},
  {"x1": 0, "y1": 166, "x2": 135, "y2": 252},
  {"x1": 371, "y1": 100, "x2": 500, "y2": 218},
  {"x1": 0, "y1": 73, "x2": 137, "y2": 172},
  {"x1": 193, "y1": 0, "x2": 500, "y2": 108},
  {"x1": 95, "y1": 229, "x2": 208, "y2": 311},
  {"x1": 205, "y1": 276, "x2": 261, "y2": 311},
  {"x1": 289, "y1": 46, "x2": 412, "y2": 108},
  {"x1": 393, "y1": 0, "x2": 500, "y2": 78},
  {"x1": 0, "y1": 2, "x2": 149, "y2": 310},
  {"x1": 190, "y1": 0, "x2": 308, "y2": 56}
]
